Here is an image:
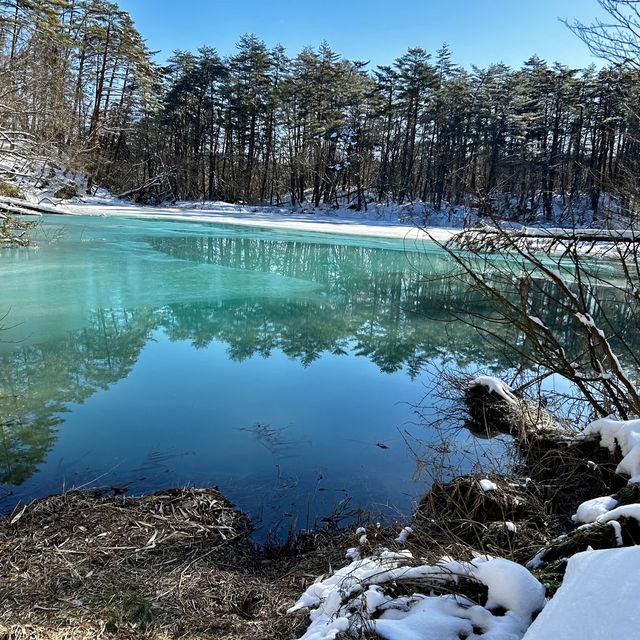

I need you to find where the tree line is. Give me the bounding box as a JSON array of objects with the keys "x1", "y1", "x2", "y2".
[{"x1": 1, "y1": 0, "x2": 640, "y2": 221}]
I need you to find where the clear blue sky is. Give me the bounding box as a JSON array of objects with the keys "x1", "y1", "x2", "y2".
[{"x1": 117, "y1": 0, "x2": 610, "y2": 70}]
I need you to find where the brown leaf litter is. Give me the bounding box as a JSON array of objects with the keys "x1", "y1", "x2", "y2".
[{"x1": 0, "y1": 487, "x2": 350, "y2": 639}]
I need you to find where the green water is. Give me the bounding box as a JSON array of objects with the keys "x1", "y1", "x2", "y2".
[{"x1": 0, "y1": 215, "x2": 505, "y2": 534}]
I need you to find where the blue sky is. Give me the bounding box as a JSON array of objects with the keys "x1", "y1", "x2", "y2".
[{"x1": 118, "y1": 0, "x2": 610, "y2": 70}]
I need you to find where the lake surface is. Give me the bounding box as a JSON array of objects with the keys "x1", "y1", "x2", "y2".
[{"x1": 0, "y1": 215, "x2": 507, "y2": 536}]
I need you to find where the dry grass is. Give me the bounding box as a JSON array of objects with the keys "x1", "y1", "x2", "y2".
[
  {"x1": 402, "y1": 381, "x2": 633, "y2": 573},
  {"x1": 0, "y1": 488, "x2": 352, "y2": 640},
  {"x1": 409, "y1": 474, "x2": 561, "y2": 565}
]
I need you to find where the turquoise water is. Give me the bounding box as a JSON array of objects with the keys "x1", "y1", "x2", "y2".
[{"x1": 0, "y1": 215, "x2": 501, "y2": 535}]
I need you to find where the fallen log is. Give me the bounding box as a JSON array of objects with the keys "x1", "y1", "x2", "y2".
[
  {"x1": 0, "y1": 201, "x2": 41, "y2": 217},
  {"x1": 0, "y1": 195, "x2": 63, "y2": 216}
]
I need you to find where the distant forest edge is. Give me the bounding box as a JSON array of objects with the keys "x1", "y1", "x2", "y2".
[{"x1": 1, "y1": 0, "x2": 639, "y2": 222}]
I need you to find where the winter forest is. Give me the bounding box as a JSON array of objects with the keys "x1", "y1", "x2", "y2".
[{"x1": 2, "y1": 0, "x2": 640, "y2": 221}]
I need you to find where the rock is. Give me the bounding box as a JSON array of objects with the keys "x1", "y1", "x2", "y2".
[{"x1": 54, "y1": 182, "x2": 78, "y2": 199}]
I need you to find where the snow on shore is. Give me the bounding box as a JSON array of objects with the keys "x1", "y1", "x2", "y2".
[
  {"x1": 523, "y1": 547, "x2": 640, "y2": 640},
  {"x1": 53, "y1": 197, "x2": 461, "y2": 242},
  {"x1": 26, "y1": 186, "x2": 632, "y2": 247},
  {"x1": 290, "y1": 544, "x2": 544, "y2": 640}
]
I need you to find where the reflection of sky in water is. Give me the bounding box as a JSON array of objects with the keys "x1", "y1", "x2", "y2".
[{"x1": 0, "y1": 215, "x2": 528, "y2": 536}]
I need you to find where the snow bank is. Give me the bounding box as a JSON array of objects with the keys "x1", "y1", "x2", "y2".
[
  {"x1": 469, "y1": 376, "x2": 518, "y2": 405},
  {"x1": 289, "y1": 551, "x2": 544, "y2": 640},
  {"x1": 523, "y1": 547, "x2": 640, "y2": 640},
  {"x1": 58, "y1": 199, "x2": 461, "y2": 241},
  {"x1": 33, "y1": 193, "x2": 632, "y2": 246}
]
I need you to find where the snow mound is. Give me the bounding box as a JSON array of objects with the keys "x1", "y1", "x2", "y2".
[
  {"x1": 572, "y1": 495, "x2": 618, "y2": 524},
  {"x1": 523, "y1": 547, "x2": 640, "y2": 639},
  {"x1": 289, "y1": 551, "x2": 544, "y2": 640},
  {"x1": 474, "y1": 558, "x2": 545, "y2": 619}
]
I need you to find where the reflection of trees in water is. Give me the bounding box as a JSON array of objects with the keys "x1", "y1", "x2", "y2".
[
  {"x1": 150, "y1": 235, "x2": 490, "y2": 373},
  {"x1": 0, "y1": 308, "x2": 158, "y2": 485},
  {"x1": 1, "y1": 233, "x2": 635, "y2": 488}
]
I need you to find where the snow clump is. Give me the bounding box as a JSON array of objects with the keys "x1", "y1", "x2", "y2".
[
  {"x1": 469, "y1": 376, "x2": 518, "y2": 405},
  {"x1": 289, "y1": 550, "x2": 545, "y2": 640},
  {"x1": 479, "y1": 478, "x2": 499, "y2": 492},
  {"x1": 574, "y1": 417, "x2": 640, "y2": 482}
]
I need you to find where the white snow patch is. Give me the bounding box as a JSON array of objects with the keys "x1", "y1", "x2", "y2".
[
  {"x1": 469, "y1": 376, "x2": 518, "y2": 405},
  {"x1": 395, "y1": 526, "x2": 413, "y2": 544},
  {"x1": 572, "y1": 495, "x2": 618, "y2": 524},
  {"x1": 575, "y1": 312, "x2": 596, "y2": 329},
  {"x1": 528, "y1": 316, "x2": 547, "y2": 330},
  {"x1": 345, "y1": 548, "x2": 360, "y2": 561},
  {"x1": 290, "y1": 552, "x2": 544, "y2": 640},
  {"x1": 374, "y1": 596, "x2": 475, "y2": 640},
  {"x1": 479, "y1": 479, "x2": 499, "y2": 492},
  {"x1": 597, "y1": 503, "x2": 640, "y2": 525},
  {"x1": 523, "y1": 547, "x2": 640, "y2": 640},
  {"x1": 608, "y1": 520, "x2": 624, "y2": 547},
  {"x1": 526, "y1": 549, "x2": 546, "y2": 570},
  {"x1": 474, "y1": 557, "x2": 545, "y2": 620},
  {"x1": 575, "y1": 417, "x2": 640, "y2": 482}
]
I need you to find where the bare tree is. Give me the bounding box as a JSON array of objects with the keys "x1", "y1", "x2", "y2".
[
  {"x1": 421, "y1": 203, "x2": 640, "y2": 420},
  {"x1": 565, "y1": 1, "x2": 640, "y2": 67}
]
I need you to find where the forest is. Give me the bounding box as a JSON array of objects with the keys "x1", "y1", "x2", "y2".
[{"x1": 1, "y1": 0, "x2": 640, "y2": 222}]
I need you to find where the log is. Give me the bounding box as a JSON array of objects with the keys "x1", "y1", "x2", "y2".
[
  {"x1": 0, "y1": 196, "x2": 63, "y2": 216},
  {"x1": 0, "y1": 202, "x2": 41, "y2": 217},
  {"x1": 469, "y1": 224, "x2": 640, "y2": 245}
]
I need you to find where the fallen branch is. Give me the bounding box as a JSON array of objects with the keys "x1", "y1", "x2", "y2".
[
  {"x1": 467, "y1": 223, "x2": 640, "y2": 245},
  {"x1": 116, "y1": 172, "x2": 173, "y2": 200}
]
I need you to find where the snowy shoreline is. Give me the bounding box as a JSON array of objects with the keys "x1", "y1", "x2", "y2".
[
  {"x1": 34, "y1": 197, "x2": 631, "y2": 252},
  {"x1": 53, "y1": 199, "x2": 461, "y2": 242}
]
